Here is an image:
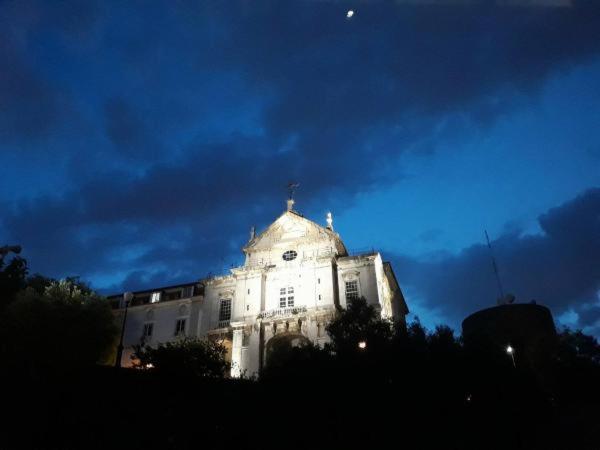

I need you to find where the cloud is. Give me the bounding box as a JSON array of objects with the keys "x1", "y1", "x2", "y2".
[
  {"x1": 104, "y1": 97, "x2": 160, "y2": 159},
  {"x1": 1, "y1": 0, "x2": 600, "y2": 298},
  {"x1": 392, "y1": 188, "x2": 600, "y2": 331},
  {"x1": 0, "y1": 32, "x2": 64, "y2": 141}
]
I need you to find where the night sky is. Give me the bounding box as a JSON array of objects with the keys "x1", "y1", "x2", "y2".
[{"x1": 1, "y1": 0, "x2": 599, "y2": 335}]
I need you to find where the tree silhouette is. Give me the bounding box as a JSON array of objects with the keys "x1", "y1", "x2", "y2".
[
  {"x1": 0, "y1": 278, "x2": 118, "y2": 377},
  {"x1": 326, "y1": 296, "x2": 393, "y2": 357},
  {"x1": 0, "y1": 255, "x2": 28, "y2": 312},
  {"x1": 133, "y1": 337, "x2": 230, "y2": 378}
]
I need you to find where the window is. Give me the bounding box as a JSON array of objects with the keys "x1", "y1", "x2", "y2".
[
  {"x1": 166, "y1": 291, "x2": 181, "y2": 301},
  {"x1": 175, "y1": 318, "x2": 186, "y2": 336},
  {"x1": 279, "y1": 288, "x2": 286, "y2": 307},
  {"x1": 219, "y1": 299, "x2": 231, "y2": 322},
  {"x1": 150, "y1": 292, "x2": 161, "y2": 303},
  {"x1": 282, "y1": 250, "x2": 297, "y2": 261},
  {"x1": 280, "y1": 287, "x2": 294, "y2": 308},
  {"x1": 143, "y1": 323, "x2": 154, "y2": 338},
  {"x1": 182, "y1": 286, "x2": 194, "y2": 298},
  {"x1": 345, "y1": 280, "x2": 359, "y2": 301}
]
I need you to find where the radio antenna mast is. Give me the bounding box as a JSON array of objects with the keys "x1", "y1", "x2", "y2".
[{"x1": 485, "y1": 230, "x2": 505, "y2": 302}]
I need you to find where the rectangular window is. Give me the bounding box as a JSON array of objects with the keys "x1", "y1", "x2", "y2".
[
  {"x1": 143, "y1": 322, "x2": 154, "y2": 338},
  {"x1": 166, "y1": 291, "x2": 181, "y2": 301},
  {"x1": 175, "y1": 318, "x2": 186, "y2": 336},
  {"x1": 219, "y1": 299, "x2": 232, "y2": 322},
  {"x1": 345, "y1": 280, "x2": 359, "y2": 301},
  {"x1": 150, "y1": 292, "x2": 161, "y2": 303},
  {"x1": 280, "y1": 286, "x2": 295, "y2": 308},
  {"x1": 182, "y1": 286, "x2": 194, "y2": 298}
]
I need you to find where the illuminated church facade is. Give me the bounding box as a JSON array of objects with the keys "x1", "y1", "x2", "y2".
[{"x1": 110, "y1": 199, "x2": 408, "y2": 377}]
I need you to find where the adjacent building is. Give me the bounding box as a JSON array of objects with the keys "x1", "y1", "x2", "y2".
[{"x1": 109, "y1": 198, "x2": 409, "y2": 377}]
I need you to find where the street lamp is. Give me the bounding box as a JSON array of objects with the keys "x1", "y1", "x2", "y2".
[
  {"x1": 358, "y1": 340, "x2": 367, "y2": 350},
  {"x1": 506, "y1": 345, "x2": 516, "y2": 368},
  {"x1": 115, "y1": 292, "x2": 133, "y2": 368}
]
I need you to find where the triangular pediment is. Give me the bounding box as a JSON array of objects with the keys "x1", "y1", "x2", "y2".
[{"x1": 244, "y1": 211, "x2": 346, "y2": 254}]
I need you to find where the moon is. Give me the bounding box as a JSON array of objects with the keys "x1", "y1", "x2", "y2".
[{"x1": 346, "y1": 10, "x2": 354, "y2": 19}]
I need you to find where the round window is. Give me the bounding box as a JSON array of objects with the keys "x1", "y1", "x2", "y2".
[{"x1": 282, "y1": 250, "x2": 298, "y2": 261}]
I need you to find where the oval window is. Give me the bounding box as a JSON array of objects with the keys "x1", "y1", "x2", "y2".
[{"x1": 282, "y1": 250, "x2": 297, "y2": 261}]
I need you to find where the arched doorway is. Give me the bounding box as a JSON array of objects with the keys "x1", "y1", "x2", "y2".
[{"x1": 265, "y1": 332, "x2": 310, "y2": 366}]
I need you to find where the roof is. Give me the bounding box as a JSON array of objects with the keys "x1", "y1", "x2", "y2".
[
  {"x1": 106, "y1": 280, "x2": 202, "y2": 299},
  {"x1": 243, "y1": 209, "x2": 348, "y2": 255}
]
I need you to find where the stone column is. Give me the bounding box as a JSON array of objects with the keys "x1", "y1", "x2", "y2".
[{"x1": 231, "y1": 328, "x2": 244, "y2": 378}]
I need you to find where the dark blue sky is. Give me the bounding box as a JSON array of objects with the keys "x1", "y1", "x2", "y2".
[{"x1": 1, "y1": 0, "x2": 599, "y2": 334}]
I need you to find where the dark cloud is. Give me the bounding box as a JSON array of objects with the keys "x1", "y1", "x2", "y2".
[
  {"x1": 104, "y1": 98, "x2": 157, "y2": 158},
  {"x1": 0, "y1": 32, "x2": 63, "y2": 141},
  {"x1": 1, "y1": 0, "x2": 600, "y2": 300},
  {"x1": 214, "y1": 1, "x2": 600, "y2": 135},
  {"x1": 393, "y1": 188, "x2": 600, "y2": 330}
]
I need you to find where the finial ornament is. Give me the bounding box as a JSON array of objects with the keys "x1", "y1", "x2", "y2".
[
  {"x1": 286, "y1": 182, "x2": 299, "y2": 211},
  {"x1": 326, "y1": 212, "x2": 333, "y2": 230}
]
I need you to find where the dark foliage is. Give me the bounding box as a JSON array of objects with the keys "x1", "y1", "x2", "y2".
[
  {"x1": 1, "y1": 275, "x2": 599, "y2": 449},
  {"x1": 556, "y1": 327, "x2": 600, "y2": 366},
  {"x1": 326, "y1": 296, "x2": 394, "y2": 355},
  {"x1": 0, "y1": 276, "x2": 118, "y2": 378},
  {"x1": 132, "y1": 337, "x2": 230, "y2": 378},
  {"x1": 0, "y1": 256, "x2": 28, "y2": 311}
]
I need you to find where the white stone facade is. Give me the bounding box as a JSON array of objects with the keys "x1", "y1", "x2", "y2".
[{"x1": 110, "y1": 204, "x2": 408, "y2": 377}]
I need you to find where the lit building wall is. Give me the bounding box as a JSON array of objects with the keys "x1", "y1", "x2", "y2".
[{"x1": 111, "y1": 205, "x2": 408, "y2": 375}]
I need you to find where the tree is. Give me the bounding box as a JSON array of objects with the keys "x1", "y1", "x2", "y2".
[
  {"x1": 326, "y1": 296, "x2": 393, "y2": 357},
  {"x1": 0, "y1": 279, "x2": 118, "y2": 377},
  {"x1": 0, "y1": 256, "x2": 28, "y2": 312},
  {"x1": 557, "y1": 328, "x2": 600, "y2": 366},
  {"x1": 133, "y1": 338, "x2": 230, "y2": 378},
  {"x1": 260, "y1": 339, "x2": 332, "y2": 382}
]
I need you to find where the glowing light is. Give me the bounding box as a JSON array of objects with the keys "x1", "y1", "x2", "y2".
[
  {"x1": 358, "y1": 341, "x2": 367, "y2": 349},
  {"x1": 145, "y1": 363, "x2": 154, "y2": 369},
  {"x1": 506, "y1": 345, "x2": 514, "y2": 354},
  {"x1": 346, "y1": 10, "x2": 354, "y2": 19}
]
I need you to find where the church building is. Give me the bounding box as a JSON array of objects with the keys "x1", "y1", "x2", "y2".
[{"x1": 109, "y1": 198, "x2": 409, "y2": 377}]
